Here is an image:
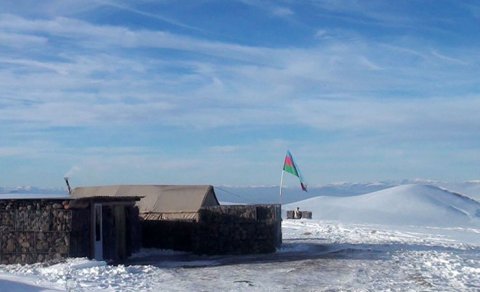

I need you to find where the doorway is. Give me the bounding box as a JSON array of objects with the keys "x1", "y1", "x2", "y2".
[{"x1": 93, "y1": 204, "x2": 103, "y2": 260}]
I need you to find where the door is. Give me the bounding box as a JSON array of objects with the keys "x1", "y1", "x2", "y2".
[
  {"x1": 114, "y1": 206, "x2": 127, "y2": 260},
  {"x1": 93, "y1": 204, "x2": 103, "y2": 260}
]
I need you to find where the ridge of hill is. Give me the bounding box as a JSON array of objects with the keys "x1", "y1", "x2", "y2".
[{"x1": 285, "y1": 184, "x2": 480, "y2": 227}]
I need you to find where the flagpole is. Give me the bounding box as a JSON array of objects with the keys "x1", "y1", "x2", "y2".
[{"x1": 279, "y1": 170, "x2": 285, "y2": 205}]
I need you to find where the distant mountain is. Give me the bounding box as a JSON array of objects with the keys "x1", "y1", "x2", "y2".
[
  {"x1": 284, "y1": 184, "x2": 480, "y2": 227},
  {"x1": 215, "y1": 180, "x2": 480, "y2": 204},
  {"x1": 215, "y1": 182, "x2": 395, "y2": 204},
  {"x1": 0, "y1": 186, "x2": 65, "y2": 195},
  {"x1": 1, "y1": 180, "x2": 479, "y2": 206}
]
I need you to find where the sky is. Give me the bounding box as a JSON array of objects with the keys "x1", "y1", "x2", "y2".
[{"x1": 1, "y1": 0, "x2": 480, "y2": 188}]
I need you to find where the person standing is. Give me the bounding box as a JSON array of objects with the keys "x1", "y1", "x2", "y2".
[{"x1": 294, "y1": 207, "x2": 302, "y2": 219}]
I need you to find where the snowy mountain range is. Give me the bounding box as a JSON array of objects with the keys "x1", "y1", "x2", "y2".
[
  {"x1": 215, "y1": 180, "x2": 480, "y2": 204},
  {"x1": 2, "y1": 180, "x2": 480, "y2": 203},
  {"x1": 284, "y1": 184, "x2": 480, "y2": 228},
  {"x1": 0, "y1": 185, "x2": 64, "y2": 195}
]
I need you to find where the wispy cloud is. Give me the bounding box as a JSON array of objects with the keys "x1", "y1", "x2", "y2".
[
  {"x1": 0, "y1": 14, "x2": 274, "y2": 63},
  {"x1": 238, "y1": 0, "x2": 295, "y2": 18},
  {"x1": 431, "y1": 50, "x2": 468, "y2": 65},
  {"x1": 0, "y1": 31, "x2": 47, "y2": 47},
  {"x1": 1, "y1": 1, "x2": 480, "y2": 186},
  {"x1": 101, "y1": 1, "x2": 207, "y2": 33},
  {"x1": 1, "y1": 14, "x2": 479, "y2": 131},
  {"x1": 272, "y1": 7, "x2": 294, "y2": 17}
]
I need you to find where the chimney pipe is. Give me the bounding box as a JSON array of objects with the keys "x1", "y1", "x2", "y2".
[{"x1": 64, "y1": 177, "x2": 72, "y2": 195}]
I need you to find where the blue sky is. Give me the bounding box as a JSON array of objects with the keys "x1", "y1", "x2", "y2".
[{"x1": 1, "y1": 0, "x2": 480, "y2": 188}]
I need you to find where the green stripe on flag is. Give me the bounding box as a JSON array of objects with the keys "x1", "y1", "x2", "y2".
[{"x1": 283, "y1": 164, "x2": 299, "y2": 177}]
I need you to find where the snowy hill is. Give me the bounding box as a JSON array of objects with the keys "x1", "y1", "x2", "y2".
[
  {"x1": 216, "y1": 181, "x2": 480, "y2": 204},
  {"x1": 285, "y1": 184, "x2": 480, "y2": 227},
  {"x1": 215, "y1": 182, "x2": 394, "y2": 204},
  {"x1": 437, "y1": 181, "x2": 480, "y2": 201}
]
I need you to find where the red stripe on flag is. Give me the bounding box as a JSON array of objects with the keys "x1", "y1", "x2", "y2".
[{"x1": 284, "y1": 155, "x2": 294, "y2": 167}]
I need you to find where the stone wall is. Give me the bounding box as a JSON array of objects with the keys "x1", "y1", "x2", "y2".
[
  {"x1": 192, "y1": 204, "x2": 282, "y2": 255},
  {"x1": 141, "y1": 219, "x2": 195, "y2": 251},
  {"x1": 0, "y1": 200, "x2": 72, "y2": 264}
]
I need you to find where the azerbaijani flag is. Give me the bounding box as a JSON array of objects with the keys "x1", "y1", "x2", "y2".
[{"x1": 283, "y1": 150, "x2": 307, "y2": 191}]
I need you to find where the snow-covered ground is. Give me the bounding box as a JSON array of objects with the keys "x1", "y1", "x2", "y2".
[{"x1": 1, "y1": 184, "x2": 479, "y2": 291}]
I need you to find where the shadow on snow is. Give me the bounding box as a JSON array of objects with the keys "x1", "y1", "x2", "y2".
[{"x1": 126, "y1": 239, "x2": 480, "y2": 268}]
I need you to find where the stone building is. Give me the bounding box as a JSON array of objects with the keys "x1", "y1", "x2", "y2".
[
  {"x1": 72, "y1": 185, "x2": 282, "y2": 255},
  {"x1": 194, "y1": 204, "x2": 282, "y2": 254},
  {"x1": 0, "y1": 193, "x2": 140, "y2": 265},
  {"x1": 1, "y1": 184, "x2": 282, "y2": 265}
]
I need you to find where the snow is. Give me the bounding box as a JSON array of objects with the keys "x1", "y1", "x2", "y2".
[
  {"x1": 284, "y1": 184, "x2": 480, "y2": 228},
  {"x1": 0, "y1": 193, "x2": 69, "y2": 199},
  {"x1": 1, "y1": 184, "x2": 480, "y2": 291},
  {"x1": 437, "y1": 181, "x2": 480, "y2": 201},
  {"x1": 0, "y1": 273, "x2": 63, "y2": 291}
]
